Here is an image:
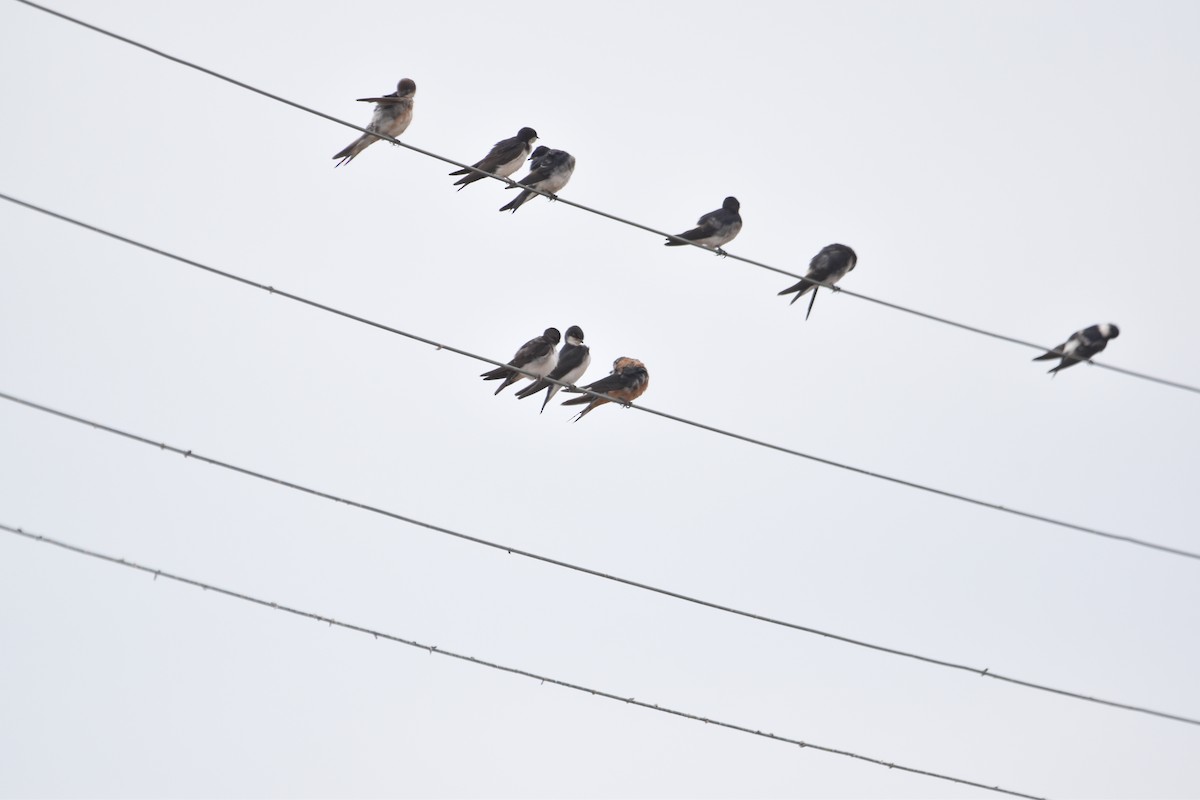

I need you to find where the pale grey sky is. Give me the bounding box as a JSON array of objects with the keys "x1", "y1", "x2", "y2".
[{"x1": 2, "y1": 1, "x2": 1199, "y2": 797}]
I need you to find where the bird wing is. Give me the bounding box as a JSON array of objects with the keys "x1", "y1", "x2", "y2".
[
  {"x1": 510, "y1": 335, "x2": 554, "y2": 368},
  {"x1": 480, "y1": 136, "x2": 526, "y2": 169},
  {"x1": 356, "y1": 92, "x2": 408, "y2": 104}
]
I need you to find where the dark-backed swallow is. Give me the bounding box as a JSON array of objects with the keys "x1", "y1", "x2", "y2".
[
  {"x1": 333, "y1": 78, "x2": 417, "y2": 167},
  {"x1": 526, "y1": 145, "x2": 550, "y2": 170},
  {"x1": 480, "y1": 327, "x2": 561, "y2": 395},
  {"x1": 778, "y1": 243, "x2": 858, "y2": 320},
  {"x1": 561, "y1": 357, "x2": 649, "y2": 422},
  {"x1": 515, "y1": 325, "x2": 591, "y2": 412},
  {"x1": 664, "y1": 196, "x2": 742, "y2": 255},
  {"x1": 499, "y1": 148, "x2": 575, "y2": 212},
  {"x1": 1033, "y1": 323, "x2": 1120, "y2": 374},
  {"x1": 450, "y1": 127, "x2": 539, "y2": 190}
]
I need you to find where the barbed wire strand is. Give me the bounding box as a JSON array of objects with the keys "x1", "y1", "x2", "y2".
[
  {"x1": 10, "y1": 0, "x2": 1200, "y2": 397},
  {"x1": 2, "y1": 388, "x2": 1196, "y2": 729},
  {"x1": 1, "y1": 192, "x2": 1196, "y2": 565},
  {"x1": 0, "y1": 521, "x2": 1048, "y2": 800}
]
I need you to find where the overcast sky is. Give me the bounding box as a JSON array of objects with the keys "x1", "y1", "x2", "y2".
[{"x1": 2, "y1": 1, "x2": 1199, "y2": 797}]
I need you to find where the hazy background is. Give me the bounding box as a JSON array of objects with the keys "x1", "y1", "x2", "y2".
[{"x1": 2, "y1": 1, "x2": 1198, "y2": 797}]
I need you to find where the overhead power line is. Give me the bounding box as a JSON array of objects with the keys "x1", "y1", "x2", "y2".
[
  {"x1": 0, "y1": 521, "x2": 1049, "y2": 800},
  {"x1": 2, "y1": 388, "x2": 1196, "y2": 729},
  {"x1": 1, "y1": 192, "x2": 1196, "y2": 565},
  {"x1": 11, "y1": 0, "x2": 1200, "y2": 398}
]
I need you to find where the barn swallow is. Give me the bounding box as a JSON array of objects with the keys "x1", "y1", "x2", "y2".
[
  {"x1": 1033, "y1": 323, "x2": 1120, "y2": 374},
  {"x1": 664, "y1": 196, "x2": 742, "y2": 255},
  {"x1": 515, "y1": 325, "x2": 591, "y2": 412},
  {"x1": 561, "y1": 357, "x2": 649, "y2": 422},
  {"x1": 333, "y1": 78, "x2": 417, "y2": 167},
  {"x1": 499, "y1": 148, "x2": 575, "y2": 212},
  {"x1": 777, "y1": 243, "x2": 858, "y2": 319},
  {"x1": 480, "y1": 327, "x2": 561, "y2": 395},
  {"x1": 450, "y1": 127, "x2": 539, "y2": 190}
]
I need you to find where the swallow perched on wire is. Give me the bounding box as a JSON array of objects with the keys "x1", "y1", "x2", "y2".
[
  {"x1": 332, "y1": 78, "x2": 417, "y2": 167},
  {"x1": 561, "y1": 357, "x2": 649, "y2": 422},
  {"x1": 664, "y1": 196, "x2": 742, "y2": 255},
  {"x1": 1032, "y1": 323, "x2": 1120, "y2": 375},
  {"x1": 515, "y1": 325, "x2": 591, "y2": 412},
  {"x1": 777, "y1": 243, "x2": 858, "y2": 320},
  {"x1": 450, "y1": 127, "x2": 539, "y2": 190},
  {"x1": 480, "y1": 327, "x2": 561, "y2": 395},
  {"x1": 499, "y1": 148, "x2": 575, "y2": 212},
  {"x1": 526, "y1": 145, "x2": 550, "y2": 169}
]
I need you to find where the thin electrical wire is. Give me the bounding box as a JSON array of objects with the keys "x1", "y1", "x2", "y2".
[
  {"x1": 0, "y1": 521, "x2": 1049, "y2": 800},
  {"x1": 2, "y1": 388, "x2": 1197, "y2": 729},
  {"x1": 11, "y1": 0, "x2": 1200, "y2": 397},
  {"x1": 2, "y1": 1, "x2": 1190, "y2": 773},
  {"x1": 2, "y1": 191, "x2": 1197, "y2": 565}
]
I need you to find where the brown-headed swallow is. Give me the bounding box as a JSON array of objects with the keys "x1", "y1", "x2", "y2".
[
  {"x1": 561, "y1": 356, "x2": 649, "y2": 422},
  {"x1": 333, "y1": 78, "x2": 416, "y2": 167}
]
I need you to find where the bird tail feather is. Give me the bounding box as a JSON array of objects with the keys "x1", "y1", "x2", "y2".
[
  {"x1": 499, "y1": 190, "x2": 533, "y2": 213},
  {"x1": 514, "y1": 379, "x2": 541, "y2": 399}
]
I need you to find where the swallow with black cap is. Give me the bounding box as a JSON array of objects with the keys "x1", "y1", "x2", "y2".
[
  {"x1": 481, "y1": 327, "x2": 561, "y2": 395},
  {"x1": 561, "y1": 357, "x2": 649, "y2": 422},
  {"x1": 499, "y1": 148, "x2": 575, "y2": 212},
  {"x1": 664, "y1": 197, "x2": 742, "y2": 255},
  {"x1": 1033, "y1": 323, "x2": 1120, "y2": 374},
  {"x1": 333, "y1": 78, "x2": 417, "y2": 167},
  {"x1": 778, "y1": 243, "x2": 858, "y2": 319},
  {"x1": 450, "y1": 127, "x2": 539, "y2": 190},
  {"x1": 515, "y1": 325, "x2": 591, "y2": 412}
]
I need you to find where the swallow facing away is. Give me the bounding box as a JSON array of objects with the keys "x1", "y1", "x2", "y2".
[
  {"x1": 515, "y1": 325, "x2": 591, "y2": 412},
  {"x1": 481, "y1": 327, "x2": 561, "y2": 395},
  {"x1": 526, "y1": 145, "x2": 550, "y2": 167},
  {"x1": 499, "y1": 148, "x2": 575, "y2": 212},
  {"x1": 561, "y1": 357, "x2": 649, "y2": 422},
  {"x1": 1033, "y1": 323, "x2": 1120, "y2": 375},
  {"x1": 664, "y1": 196, "x2": 742, "y2": 255},
  {"x1": 450, "y1": 127, "x2": 539, "y2": 190},
  {"x1": 777, "y1": 244, "x2": 858, "y2": 320},
  {"x1": 332, "y1": 78, "x2": 417, "y2": 167}
]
